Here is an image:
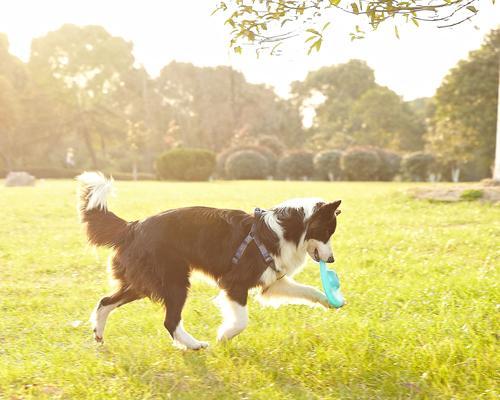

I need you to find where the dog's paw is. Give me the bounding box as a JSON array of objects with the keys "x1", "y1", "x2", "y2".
[
  {"x1": 318, "y1": 295, "x2": 333, "y2": 309},
  {"x1": 93, "y1": 328, "x2": 104, "y2": 343},
  {"x1": 174, "y1": 339, "x2": 209, "y2": 350},
  {"x1": 191, "y1": 341, "x2": 209, "y2": 350}
]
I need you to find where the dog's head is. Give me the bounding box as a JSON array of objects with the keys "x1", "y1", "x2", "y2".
[
  {"x1": 304, "y1": 200, "x2": 341, "y2": 263},
  {"x1": 269, "y1": 198, "x2": 341, "y2": 263}
]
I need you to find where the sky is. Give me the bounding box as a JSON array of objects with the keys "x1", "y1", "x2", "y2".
[{"x1": 0, "y1": 0, "x2": 498, "y2": 100}]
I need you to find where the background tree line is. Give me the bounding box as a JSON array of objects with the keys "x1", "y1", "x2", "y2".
[{"x1": 0, "y1": 24, "x2": 497, "y2": 181}]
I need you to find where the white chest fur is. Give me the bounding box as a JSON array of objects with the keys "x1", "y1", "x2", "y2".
[{"x1": 259, "y1": 235, "x2": 307, "y2": 288}]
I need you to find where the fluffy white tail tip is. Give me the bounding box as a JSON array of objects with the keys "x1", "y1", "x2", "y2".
[{"x1": 77, "y1": 172, "x2": 114, "y2": 211}]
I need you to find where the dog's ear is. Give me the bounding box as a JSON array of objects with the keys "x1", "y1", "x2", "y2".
[
  {"x1": 322, "y1": 200, "x2": 341, "y2": 216},
  {"x1": 311, "y1": 200, "x2": 341, "y2": 221}
]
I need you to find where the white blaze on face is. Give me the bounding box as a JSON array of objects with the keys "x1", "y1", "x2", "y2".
[{"x1": 307, "y1": 239, "x2": 333, "y2": 262}]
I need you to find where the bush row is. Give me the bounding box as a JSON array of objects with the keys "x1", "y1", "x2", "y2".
[
  {"x1": 3, "y1": 148, "x2": 436, "y2": 182},
  {"x1": 217, "y1": 147, "x2": 436, "y2": 181}
]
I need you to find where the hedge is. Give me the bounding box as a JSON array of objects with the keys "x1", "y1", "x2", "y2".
[
  {"x1": 225, "y1": 150, "x2": 270, "y2": 179},
  {"x1": 375, "y1": 149, "x2": 402, "y2": 181},
  {"x1": 277, "y1": 151, "x2": 315, "y2": 180},
  {"x1": 314, "y1": 150, "x2": 343, "y2": 181},
  {"x1": 1, "y1": 167, "x2": 157, "y2": 181},
  {"x1": 401, "y1": 152, "x2": 435, "y2": 181},
  {"x1": 341, "y1": 147, "x2": 381, "y2": 181},
  {"x1": 216, "y1": 145, "x2": 277, "y2": 178},
  {"x1": 156, "y1": 148, "x2": 216, "y2": 181}
]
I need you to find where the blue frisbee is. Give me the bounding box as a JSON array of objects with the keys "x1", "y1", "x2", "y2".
[{"x1": 319, "y1": 260, "x2": 345, "y2": 308}]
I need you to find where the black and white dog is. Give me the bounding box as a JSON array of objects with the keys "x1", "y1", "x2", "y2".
[{"x1": 78, "y1": 172, "x2": 342, "y2": 350}]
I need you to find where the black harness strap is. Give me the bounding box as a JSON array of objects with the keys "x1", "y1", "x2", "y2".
[{"x1": 232, "y1": 208, "x2": 279, "y2": 273}]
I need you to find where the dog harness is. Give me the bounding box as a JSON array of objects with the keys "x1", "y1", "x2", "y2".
[{"x1": 231, "y1": 208, "x2": 279, "y2": 274}]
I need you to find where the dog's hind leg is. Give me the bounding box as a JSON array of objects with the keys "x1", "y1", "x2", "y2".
[
  {"x1": 216, "y1": 289, "x2": 248, "y2": 342},
  {"x1": 90, "y1": 286, "x2": 141, "y2": 343},
  {"x1": 162, "y1": 279, "x2": 208, "y2": 350}
]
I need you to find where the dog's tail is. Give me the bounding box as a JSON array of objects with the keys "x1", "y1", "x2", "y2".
[{"x1": 77, "y1": 172, "x2": 128, "y2": 248}]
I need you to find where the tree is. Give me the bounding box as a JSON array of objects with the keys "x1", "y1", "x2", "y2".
[
  {"x1": 351, "y1": 85, "x2": 424, "y2": 150},
  {"x1": 155, "y1": 62, "x2": 303, "y2": 150},
  {"x1": 292, "y1": 60, "x2": 425, "y2": 150},
  {"x1": 214, "y1": 0, "x2": 486, "y2": 54},
  {"x1": 0, "y1": 75, "x2": 20, "y2": 170},
  {"x1": 29, "y1": 24, "x2": 142, "y2": 168},
  {"x1": 292, "y1": 60, "x2": 376, "y2": 146},
  {"x1": 426, "y1": 28, "x2": 499, "y2": 180}
]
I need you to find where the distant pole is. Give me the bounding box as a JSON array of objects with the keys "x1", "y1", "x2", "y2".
[{"x1": 495, "y1": 64, "x2": 500, "y2": 181}]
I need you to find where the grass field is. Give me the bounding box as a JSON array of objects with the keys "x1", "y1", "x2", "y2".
[{"x1": 0, "y1": 180, "x2": 498, "y2": 399}]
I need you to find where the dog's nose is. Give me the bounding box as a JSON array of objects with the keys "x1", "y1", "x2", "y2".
[{"x1": 326, "y1": 256, "x2": 335, "y2": 263}]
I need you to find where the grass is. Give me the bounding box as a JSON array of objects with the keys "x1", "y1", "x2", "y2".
[{"x1": 0, "y1": 180, "x2": 498, "y2": 399}]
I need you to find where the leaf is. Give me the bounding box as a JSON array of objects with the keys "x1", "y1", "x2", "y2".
[
  {"x1": 394, "y1": 25, "x2": 400, "y2": 39},
  {"x1": 411, "y1": 18, "x2": 419, "y2": 27},
  {"x1": 466, "y1": 5, "x2": 478, "y2": 13},
  {"x1": 323, "y1": 22, "x2": 331, "y2": 31},
  {"x1": 308, "y1": 38, "x2": 322, "y2": 55},
  {"x1": 329, "y1": 0, "x2": 341, "y2": 6},
  {"x1": 234, "y1": 46, "x2": 242, "y2": 54},
  {"x1": 225, "y1": 18, "x2": 236, "y2": 28},
  {"x1": 351, "y1": 3, "x2": 359, "y2": 14},
  {"x1": 306, "y1": 28, "x2": 321, "y2": 36},
  {"x1": 305, "y1": 35, "x2": 317, "y2": 43}
]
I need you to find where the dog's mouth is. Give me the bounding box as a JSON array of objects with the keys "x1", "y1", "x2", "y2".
[{"x1": 313, "y1": 249, "x2": 320, "y2": 262}]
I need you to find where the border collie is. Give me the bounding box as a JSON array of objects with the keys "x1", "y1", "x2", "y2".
[{"x1": 78, "y1": 172, "x2": 341, "y2": 350}]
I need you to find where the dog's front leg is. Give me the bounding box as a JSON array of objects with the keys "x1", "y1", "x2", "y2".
[
  {"x1": 261, "y1": 276, "x2": 330, "y2": 308},
  {"x1": 215, "y1": 289, "x2": 248, "y2": 341}
]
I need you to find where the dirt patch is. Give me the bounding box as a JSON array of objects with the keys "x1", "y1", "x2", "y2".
[{"x1": 409, "y1": 184, "x2": 500, "y2": 204}]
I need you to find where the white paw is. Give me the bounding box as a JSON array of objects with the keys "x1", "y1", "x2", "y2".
[
  {"x1": 174, "y1": 339, "x2": 209, "y2": 350},
  {"x1": 217, "y1": 325, "x2": 245, "y2": 342},
  {"x1": 90, "y1": 310, "x2": 104, "y2": 342},
  {"x1": 318, "y1": 295, "x2": 332, "y2": 309}
]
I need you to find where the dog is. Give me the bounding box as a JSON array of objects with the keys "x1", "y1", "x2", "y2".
[{"x1": 77, "y1": 172, "x2": 342, "y2": 350}]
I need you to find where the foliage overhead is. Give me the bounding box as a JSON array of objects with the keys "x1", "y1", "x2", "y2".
[{"x1": 214, "y1": 0, "x2": 486, "y2": 54}]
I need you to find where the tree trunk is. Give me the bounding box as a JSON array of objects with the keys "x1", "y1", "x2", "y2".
[
  {"x1": 132, "y1": 159, "x2": 138, "y2": 181},
  {"x1": 81, "y1": 125, "x2": 99, "y2": 169},
  {"x1": 494, "y1": 62, "x2": 500, "y2": 181},
  {"x1": 0, "y1": 150, "x2": 11, "y2": 172}
]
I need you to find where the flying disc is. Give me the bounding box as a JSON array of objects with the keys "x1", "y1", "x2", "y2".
[{"x1": 319, "y1": 260, "x2": 345, "y2": 308}]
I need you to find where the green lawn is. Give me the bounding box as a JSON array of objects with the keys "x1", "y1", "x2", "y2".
[{"x1": 0, "y1": 180, "x2": 498, "y2": 399}]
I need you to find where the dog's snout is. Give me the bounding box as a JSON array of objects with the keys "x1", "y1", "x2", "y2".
[{"x1": 327, "y1": 256, "x2": 335, "y2": 263}]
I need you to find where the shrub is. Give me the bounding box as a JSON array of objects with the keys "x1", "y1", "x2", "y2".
[
  {"x1": 23, "y1": 167, "x2": 82, "y2": 179},
  {"x1": 225, "y1": 150, "x2": 270, "y2": 179},
  {"x1": 313, "y1": 150, "x2": 343, "y2": 181},
  {"x1": 156, "y1": 148, "x2": 216, "y2": 181},
  {"x1": 257, "y1": 135, "x2": 286, "y2": 155},
  {"x1": 109, "y1": 172, "x2": 157, "y2": 181},
  {"x1": 216, "y1": 145, "x2": 277, "y2": 178},
  {"x1": 277, "y1": 151, "x2": 314, "y2": 180},
  {"x1": 460, "y1": 189, "x2": 483, "y2": 201},
  {"x1": 401, "y1": 152, "x2": 435, "y2": 181},
  {"x1": 341, "y1": 147, "x2": 381, "y2": 181},
  {"x1": 14, "y1": 167, "x2": 157, "y2": 180},
  {"x1": 375, "y1": 149, "x2": 402, "y2": 181}
]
